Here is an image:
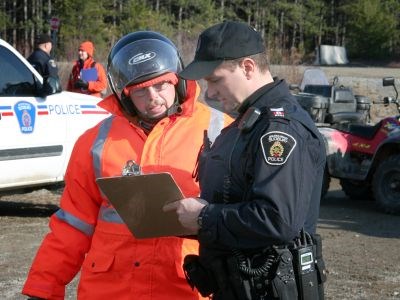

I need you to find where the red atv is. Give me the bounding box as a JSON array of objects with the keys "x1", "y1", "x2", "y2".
[{"x1": 319, "y1": 77, "x2": 400, "y2": 214}]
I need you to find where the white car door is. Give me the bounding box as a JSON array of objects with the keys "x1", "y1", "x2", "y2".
[{"x1": 0, "y1": 43, "x2": 68, "y2": 189}]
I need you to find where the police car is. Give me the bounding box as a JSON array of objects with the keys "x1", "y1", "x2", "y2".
[{"x1": 0, "y1": 38, "x2": 110, "y2": 192}]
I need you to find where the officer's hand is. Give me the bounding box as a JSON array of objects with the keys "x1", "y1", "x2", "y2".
[
  {"x1": 27, "y1": 297, "x2": 45, "y2": 299},
  {"x1": 163, "y1": 198, "x2": 208, "y2": 233},
  {"x1": 74, "y1": 79, "x2": 89, "y2": 89}
]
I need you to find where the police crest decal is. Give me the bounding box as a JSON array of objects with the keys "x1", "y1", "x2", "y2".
[
  {"x1": 14, "y1": 101, "x2": 36, "y2": 134},
  {"x1": 260, "y1": 131, "x2": 296, "y2": 165}
]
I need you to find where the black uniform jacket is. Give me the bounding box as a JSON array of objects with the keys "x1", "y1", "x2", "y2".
[
  {"x1": 27, "y1": 48, "x2": 59, "y2": 79},
  {"x1": 197, "y1": 79, "x2": 326, "y2": 257}
]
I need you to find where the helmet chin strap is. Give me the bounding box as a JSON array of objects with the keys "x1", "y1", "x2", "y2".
[{"x1": 166, "y1": 94, "x2": 183, "y2": 116}]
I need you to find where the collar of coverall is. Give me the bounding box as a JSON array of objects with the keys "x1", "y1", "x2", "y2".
[{"x1": 123, "y1": 72, "x2": 179, "y2": 96}]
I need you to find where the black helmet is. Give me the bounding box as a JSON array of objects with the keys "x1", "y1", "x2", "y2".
[{"x1": 107, "y1": 31, "x2": 187, "y2": 116}]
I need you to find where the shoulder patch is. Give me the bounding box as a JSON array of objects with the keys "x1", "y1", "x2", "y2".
[
  {"x1": 49, "y1": 59, "x2": 57, "y2": 68},
  {"x1": 260, "y1": 131, "x2": 296, "y2": 165}
]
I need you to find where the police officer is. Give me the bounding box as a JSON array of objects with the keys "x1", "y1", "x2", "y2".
[
  {"x1": 27, "y1": 34, "x2": 59, "y2": 79},
  {"x1": 164, "y1": 21, "x2": 326, "y2": 299}
]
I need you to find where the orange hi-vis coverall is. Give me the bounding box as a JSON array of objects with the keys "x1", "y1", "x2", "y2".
[
  {"x1": 22, "y1": 80, "x2": 232, "y2": 299},
  {"x1": 67, "y1": 56, "x2": 107, "y2": 98}
]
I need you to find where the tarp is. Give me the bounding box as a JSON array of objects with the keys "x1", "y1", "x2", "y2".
[{"x1": 314, "y1": 45, "x2": 349, "y2": 65}]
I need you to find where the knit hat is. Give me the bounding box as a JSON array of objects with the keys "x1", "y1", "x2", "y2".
[
  {"x1": 35, "y1": 34, "x2": 52, "y2": 46},
  {"x1": 79, "y1": 41, "x2": 94, "y2": 57}
]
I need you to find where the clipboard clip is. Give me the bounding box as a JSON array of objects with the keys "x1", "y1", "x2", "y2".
[{"x1": 122, "y1": 160, "x2": 142, "y2": 176}]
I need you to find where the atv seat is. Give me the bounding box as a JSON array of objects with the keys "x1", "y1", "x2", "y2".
[
  {"x1": 337, "y1": 121, "x2": 382, "y2": 140},
  {"x1": 325, "y1": 111, "x2": 365, "y2": 125},
  {"x1": 344, "y1": 121, "x2": 383, "y2": 140}
]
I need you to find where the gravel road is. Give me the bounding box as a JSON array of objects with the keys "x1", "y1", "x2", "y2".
[
  {"x1": 1, "y1": 179, "x2": 399, "y2": 299},
  {"x1": 1, "y1": 65, "x2": 400, "y2": 299}
]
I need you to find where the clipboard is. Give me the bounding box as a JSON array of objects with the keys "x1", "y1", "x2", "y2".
[
  {"x1": 96, "y1": 172, "x2": 192, "y2": 239},
  {"x1": 80, "y1": 67, "x2": 98, "y2": 81}
]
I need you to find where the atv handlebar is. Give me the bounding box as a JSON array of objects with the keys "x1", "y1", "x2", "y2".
[{"x1": 380, "y1": 77, "x2": 400, "y2": 113}]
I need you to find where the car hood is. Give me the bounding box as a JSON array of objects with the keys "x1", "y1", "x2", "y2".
[{"x1": 60, "y1": 91, "x2": 103, "y2": 102}]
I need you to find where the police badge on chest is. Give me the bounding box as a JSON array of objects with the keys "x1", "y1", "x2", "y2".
[{"x1": 122, "y1": 160, "x2": 142, "y2": 176}]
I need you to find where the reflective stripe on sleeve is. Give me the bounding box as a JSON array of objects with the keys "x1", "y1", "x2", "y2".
[
  {"x1": 98, "y1": 205, "x2": 124, "y2": 224},
  {"x1": 91, "y1": 116, "x2": 115, "y2": 179},
  {"x1": 207, "y1": 107, "x2": 225, "y2": 144},
  {"x1": 55, "y1": 209, "x2": 95, "y2": 236}
]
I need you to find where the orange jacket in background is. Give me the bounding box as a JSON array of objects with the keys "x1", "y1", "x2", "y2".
[
  {"x1": 22, "y1": 80, "x2": 233, "y2": 299},
  {"x1": 67, "y1": 56, "x2": 107, "y2": 98}
]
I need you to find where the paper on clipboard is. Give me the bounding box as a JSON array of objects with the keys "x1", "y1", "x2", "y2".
[{"x1": 96, "y1": 172, "x2": 192, "y2": 239}]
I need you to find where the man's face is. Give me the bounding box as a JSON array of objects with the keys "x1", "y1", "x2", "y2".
[
  {"x1": 204, "y1": 63, "x2": 247, "y2": 113},
  {"x1": 78, "y1": 50, "x2": 89, "y2": 61},
  {"x1": 129, "y1": 81, "x2": 176, "y2": 120},
  {"x1": 43, "y1": 42, "x2": 52, "y2": 54}
]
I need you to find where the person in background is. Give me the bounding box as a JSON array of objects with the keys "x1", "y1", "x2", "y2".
[
  {"x1": 22, "y1": 31, "x2": 232, "y2": 300},
  {"x1": 27, "y1": 34, "x2": 59, "y2": 79},
  {"x1": 164, "y1": 21, "x2": 327, "y2": 299},
  {"x1": 67, "y1": 40, "x2": 107, "y2": 98}
]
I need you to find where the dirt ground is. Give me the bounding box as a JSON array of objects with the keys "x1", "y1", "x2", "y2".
[
  {"x1": 1, "y1": 65, "x2": 400, "y2": 299},
  {"x1": 1, "y1": 179, "x2": 399, "y2": 300}
]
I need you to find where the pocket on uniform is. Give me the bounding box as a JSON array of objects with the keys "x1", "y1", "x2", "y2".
[{"x1": 82, "y1": 250, "x2": 115, "y2": 273}]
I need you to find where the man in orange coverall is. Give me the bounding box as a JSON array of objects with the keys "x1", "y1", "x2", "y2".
[
  {"x1": 22, "y1": 31, "x2": 232, "y2": 300},
  {"x1": 67, "y1": 40, "x2": 108, "y2": 97}
]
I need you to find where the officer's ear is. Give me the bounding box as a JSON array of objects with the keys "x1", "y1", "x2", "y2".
[{"x1": 241, "y1": 58, "x2": 256, "y2": 80}]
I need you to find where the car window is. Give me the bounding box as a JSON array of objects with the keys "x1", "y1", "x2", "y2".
[{"x1": 0, "y1": 46, "x2": 37, "y2": 97}]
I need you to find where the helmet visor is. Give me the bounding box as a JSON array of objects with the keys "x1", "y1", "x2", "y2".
[{"x1": 108, "y1": 39, "x2": 180, "y2": 98}]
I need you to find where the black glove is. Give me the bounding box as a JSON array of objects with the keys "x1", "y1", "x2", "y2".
[
  {"x1": 74, "y1": 79, "x2": 89, "y2": 89},
  {"x1": 27, "y1": 297, "x2": 45, "y2": 300}
]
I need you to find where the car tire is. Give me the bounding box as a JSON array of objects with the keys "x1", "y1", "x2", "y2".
[
  {"x1": 340, "y1": 178, "x2": 373, "y2": 201},
  {"x1": 372, "y1": 154, "x2": 400, "y2": 215}
]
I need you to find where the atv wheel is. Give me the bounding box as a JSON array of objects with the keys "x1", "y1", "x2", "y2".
[
  {"x1": 340, "y1": 179, "x2": 373, "y2": 200},
  {"x1": 372, "y1": 154, "x2": 400, "y2": 215},
  {"x1": 321, "y1": 167, "x2": 330, "y2": 199}
]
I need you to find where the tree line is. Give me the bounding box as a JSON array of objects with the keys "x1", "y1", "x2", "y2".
[{"x1": 1, "y1": 0, "x2": 399, "y2": 64}]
